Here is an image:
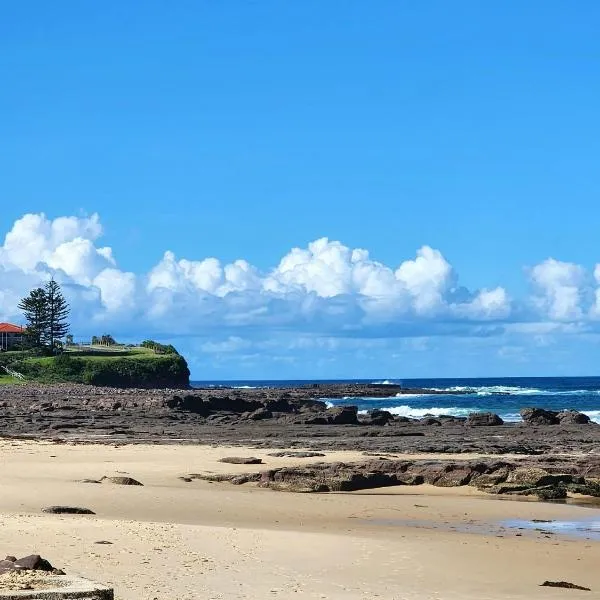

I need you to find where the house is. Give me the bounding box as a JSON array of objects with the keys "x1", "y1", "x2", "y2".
[{"x1": 0, "y1": 323, "x2": 24, "y2": 350}]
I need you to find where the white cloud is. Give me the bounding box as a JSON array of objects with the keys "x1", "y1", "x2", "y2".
[
  {"x1": 4, "y1": 211, "x2": 600, "y2": 344},
  {"x1": 530, "y1": 258, "x2": 586, "y2": 320}
]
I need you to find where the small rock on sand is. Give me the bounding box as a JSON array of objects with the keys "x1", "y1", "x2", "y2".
[{"x1": 219, "y1": 457, "x2": 263, "y2": 465}]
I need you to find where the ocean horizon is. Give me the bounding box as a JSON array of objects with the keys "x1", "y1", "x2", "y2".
[{"x1": 191, "y1": 376, "x2": 600, "y2": 423}]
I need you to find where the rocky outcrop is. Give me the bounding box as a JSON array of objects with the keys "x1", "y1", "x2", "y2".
[
  {"x1": 557, "y1": 410, "x2": 591, "y2": 425},
  {"x1": 326, "y1": 406, "x2": 359, "y2": 425},
  {"x1": 202, "y1": 455, "x2": 600, "y2": 501},
  {"x1": 466, "y1": 412, "x2": 504, "y2": 426},
  {"x1": 520, "y1": 407, "x2": 560, "y2": 425},
  {"x1": 520, "y1": 407, "x2": 591, "y2": 426}
]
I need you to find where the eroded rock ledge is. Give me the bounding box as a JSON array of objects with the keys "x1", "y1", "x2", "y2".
[{"x1": 190, "y1": 456, "x2": 600, "y2": 500}]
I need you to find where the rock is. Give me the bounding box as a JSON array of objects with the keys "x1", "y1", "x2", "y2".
[
  {"x1": 540, "y1": 581, "x2": 591, "y2": 591},
  {"x1": 101, "y1": 476, "x2": 143, "y2": 486},
  {"x1": 301, "y1": 416, "x2": 329, "y2": 425},
  {"x1": 219, "y1": 456, "x2": 263, "y2": 465},
  {"x1": 94, "y1": 540, "x2": 113, "y2": 545},
  {"x1": 466, "y1": 412, "x2": 504, "y2": 426},
  {"x1": 14, "y1": 555, "x2": 53, "y2": 571},
  {"x1": 248, "y1": 408, "x2": 273, "y2": 420},
  {"x1": 364, "y1": 410, "x2": 395, "y2": 426},
  {"x1": 267, "y1": 451, "x2": 326, "y2": 458},
  {"x1": 506, "y1": 467, "x2": 573, "y2": 487},
  {"x1": 5, "y1": 556, "x2": 16, "y2": 562},
  {"x1": 557, "y1": 410, "x2": 591, "y2": 425},
  {"x1": 520, "y1": 407, "x2": 559, "y2": 425},
  {"x1": 326, "y1": 406, "x2": 359, "y2": 425},
  {"x1": 42, "y1": 506, "x2": 95, "y2": 514},
  {"x1": 419, "y1": 417, "x2": 441, "y2": 426},
  {"x1": 52, "y1": 568, "x2": 66, "y2": 575}
]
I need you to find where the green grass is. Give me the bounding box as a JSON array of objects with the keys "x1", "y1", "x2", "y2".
[
  {"x1": 0, "y1": 375, "x2": 23, "y2": 385},
  {"x1": 2, "y1": 345, "x2": 190, "y2": 387}
]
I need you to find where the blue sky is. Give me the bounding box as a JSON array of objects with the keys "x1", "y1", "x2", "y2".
[{"x1": 1, "y1": 2, "x2": 600, "y2": 379}]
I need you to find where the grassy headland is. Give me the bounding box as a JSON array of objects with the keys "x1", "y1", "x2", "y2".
[{"x1": 0, "y1": 344, "x2": 190, "y2": 387}]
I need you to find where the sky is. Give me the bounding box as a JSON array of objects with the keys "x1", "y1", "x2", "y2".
[{"x1": 1, "y1": 1, "x2": 600, "y2": 379}]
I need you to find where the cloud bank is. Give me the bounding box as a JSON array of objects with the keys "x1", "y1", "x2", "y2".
[{"x1": 1, "y1": 213, "x2": 600, "y2": 348}]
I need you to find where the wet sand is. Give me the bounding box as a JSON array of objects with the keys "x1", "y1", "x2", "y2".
[{"x1": 1, "y1": 440, "x2": 599, "y2": 599}]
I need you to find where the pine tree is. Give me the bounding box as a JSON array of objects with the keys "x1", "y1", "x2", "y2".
[
  {"x1": 18, "y1": 287, "x2": 48, "y2": 349},
  {"x1": 43, "y1": 279, "x2": 70, "y2": 353}
]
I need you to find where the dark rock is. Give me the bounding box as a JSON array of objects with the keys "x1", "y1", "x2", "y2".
[
  {"x1": 267, "y1": 451, "x2": 326, "y2": 458},
  {"x1": 14, "y1": 555, "x2": 53, "y2": 571},
  {"x1": 101, "y1": 476, "x2": 143, "y2": 486},
  {"x1": 520, "y1": 407, "x2": 559, "y2": 425},
  {"x1": 540, "y1": 581, "x2": 591, "y2": 591},
  {"x1": 419, "y1": 417, "x2": 441, "y2": 426},
  {"x1": 42, "y1": 506, "x2": 95, "y2": 514},
  {"x1": 94, "y1": 540, "x2": 113, "y2": 545},
  {"x1": 52, "y1": 568, "x2": 66, "y2": 575},
  {"x1": 557, "y1": 410, "x2": 591, "y2": 425},
  {"x1": 5, "y1": 556, "x2": 17, "y2": 562},
  {"x1": 326, "y1": 406, "x2": 359, "y2": 425},
  {"x1": 219, "y1": 456, "x2": 263, "y2": 465},
  {"x1": 466, "y1": 412, "x2": 504, "y2": 426},
  {"x1": 248, "y1": 408, "x2": 273, "y2": 420},
  {"x1": 364, "y1": 410, "x2": 395, "y2": 426},
  {"x1": 302, "y1": 416, "x2": 329, "y2": 425}
]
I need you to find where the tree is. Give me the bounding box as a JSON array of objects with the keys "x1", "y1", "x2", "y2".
[
  {"x1": 18, "y1": 287, "x2": 48, "y2": 349},
  {"x1": 43, "y1": 280, "x2": 70, "y2": 353}
]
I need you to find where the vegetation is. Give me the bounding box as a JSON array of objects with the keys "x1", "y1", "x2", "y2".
[
  {"x1": 5, "y1": 346, "x2": 190, "y2": 387},
  {"x1": 18, "y1": 280, "x2": 70, "y2": 353},
  {"x1": 4, "y1": 284, "x2": 190, "y2": 387}
]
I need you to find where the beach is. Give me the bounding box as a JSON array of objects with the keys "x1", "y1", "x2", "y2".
[{"x1": 1, "y1": 440, "x2": 599, "y2": 599}]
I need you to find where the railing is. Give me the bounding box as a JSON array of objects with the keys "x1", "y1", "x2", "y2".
[{"x1": 1, "y1": 365, "x2": 25, "y2": 380}]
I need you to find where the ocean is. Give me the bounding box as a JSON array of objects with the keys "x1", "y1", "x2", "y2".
[{"x1": 190, "y1": 376, "x2": 600, "y2": 423}]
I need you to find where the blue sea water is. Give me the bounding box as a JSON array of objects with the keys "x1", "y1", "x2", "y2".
[{"x1": 190, "y1": 377, "x2": 600, "y2": 423}]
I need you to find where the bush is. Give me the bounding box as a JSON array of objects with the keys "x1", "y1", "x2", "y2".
[
  {"x1": 140, "y1": 340, "x2": 179, "y2": 355},
  {"x1": 11, "y1": 352, "x2": 190, "y2": 388}
]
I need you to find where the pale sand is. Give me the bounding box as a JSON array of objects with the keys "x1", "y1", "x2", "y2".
[{"x1": 0, "y1": 440, "x2": 599, "y2": 599}]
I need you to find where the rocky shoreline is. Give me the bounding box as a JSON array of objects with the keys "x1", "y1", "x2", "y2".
[{"x1": 0, "y1": 383, "x2": 599, "y2": 457}]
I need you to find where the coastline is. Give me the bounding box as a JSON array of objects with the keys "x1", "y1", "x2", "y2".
[{"x1": 1, "y1": 383, "x2": 600, "y2": 598}]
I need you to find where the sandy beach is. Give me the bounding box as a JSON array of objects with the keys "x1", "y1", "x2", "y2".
[{"x1": 1, "y1": 440, "x2": 599, "y2": 599}]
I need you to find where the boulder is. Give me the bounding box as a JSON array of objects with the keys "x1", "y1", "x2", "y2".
[
  {"x1": 466, "y1": 412, "x2": 504, "y2": 426},
  {"x1": 520, "y1": 407, "x2": 560, "y2": 425},
  {"x1": 326, "y1": 406, "x2": 359, "y2": 425},
  {"x1": 557, "y1": 410, "x2": 591, "y2": 425},
  {"x1": 14, "y1": 554, "x2": 53, "y2": 571},
  {"x1": 419, "y1": 417, "x2": 441, "y2": 426},
  {"x1": 364, "y1": 409, "x2": 395, "y2": 426}
]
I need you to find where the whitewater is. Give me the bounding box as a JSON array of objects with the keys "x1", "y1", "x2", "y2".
[{"x1": 193, "y1": 376, "x2": 600, "y2": 423}]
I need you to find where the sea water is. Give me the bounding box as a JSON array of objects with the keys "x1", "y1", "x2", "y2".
[{"x1": 191, "y1": 376, "x2": 600, "y2": 423}]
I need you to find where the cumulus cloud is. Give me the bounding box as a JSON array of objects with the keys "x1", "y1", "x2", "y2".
[
  {"x1": 530, "y1": 258, "x2": 587, "y2": 320},
  {"x1": 6, "y1": 211, "x2": 600, "y2": 345}
]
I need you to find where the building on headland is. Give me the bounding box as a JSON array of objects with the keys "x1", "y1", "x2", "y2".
[{"x1": 0, "y1": 322, "x2": 24, "y2": 350}]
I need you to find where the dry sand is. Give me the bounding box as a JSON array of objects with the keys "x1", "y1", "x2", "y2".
[{"x1": 0, "y1": 440, "x2": 599, "y2": 599}]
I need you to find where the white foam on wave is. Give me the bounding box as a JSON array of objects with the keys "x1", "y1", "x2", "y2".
[
  {"x1": 233, "y1": 385, "x2": 258, "y2": 389},
  {"x1": 372, "y1": 380, "x2": 399, "y2": 385},
  {"x1": 369, "y1": 405, "x2": 476, "y2": 418}
]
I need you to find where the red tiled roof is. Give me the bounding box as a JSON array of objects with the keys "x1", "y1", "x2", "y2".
[{"x1": 0, "y1": 323, "x2": 24, "y2": 334}]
